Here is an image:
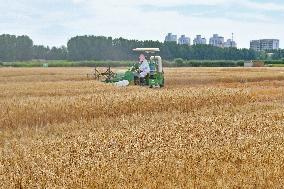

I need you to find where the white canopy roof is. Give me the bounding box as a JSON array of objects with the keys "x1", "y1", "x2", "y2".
[{"x1": 133, "y1": 48, "x2": 160, "y2": 53}]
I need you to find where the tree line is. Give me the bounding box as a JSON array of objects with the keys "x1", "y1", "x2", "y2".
[
  {"x1": 67, "y1": 36, "x2": 258, "y2": 61},
  {"x1": 0, "y1": 34, "x2": 283, "y2": 62},
  {"x1": 0, "y1": 34, "x2": 33, "y2": 61},
  {"x1": 0, "y1": 34, "x2": 67, "y2": 62}
]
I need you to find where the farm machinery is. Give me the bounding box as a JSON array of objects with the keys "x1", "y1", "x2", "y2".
[{"x1": 88, "y1": 48, "x2": 164, "y2": 88}]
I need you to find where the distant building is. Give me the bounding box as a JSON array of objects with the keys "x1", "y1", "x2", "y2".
[
  {"x1": 244, "y1": 61, "x2": 254, "y2": 67},
  {"x1": 165, "y1": 33, "x2": 177, "y2": 43},
  {"x1": 193, "y1": 35, "x2": 206, "y2": 45},
  {"x1": 178, "y1": 35, "x2": 190, "y2": 45},
  {"x1": 224, "y1": 39, "x2": 237, "y2": 48},
  {"x1": 244, "y1": 60, "x2": 265, "y2": 67},
  {"x1": 250, "y1": 40, "x2": 261, "y2": 51},
  {"x1": 209, "y1": 34, "x2": 224, "y2": 48},
  {"x1": 250, "y1": 39, "x2": 279, "y2": 51}
]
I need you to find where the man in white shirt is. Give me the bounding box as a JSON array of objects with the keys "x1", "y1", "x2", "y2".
[{"x1": 138, "y1": 54, "x2": 150, "y2": 78}]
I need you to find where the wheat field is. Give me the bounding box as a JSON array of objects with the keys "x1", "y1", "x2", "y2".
[{"x1": 0, "y1": 67, "x2": 284, "y2": 188}]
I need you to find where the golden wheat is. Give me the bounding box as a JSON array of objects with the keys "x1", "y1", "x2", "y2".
[{"x1": 0, "y1": 67, "x2": 284, "y2": 188}]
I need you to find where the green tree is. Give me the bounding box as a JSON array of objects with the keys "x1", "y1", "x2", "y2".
[{"x1": 0, "y1": 34, "x2": 33, "y2": 61}]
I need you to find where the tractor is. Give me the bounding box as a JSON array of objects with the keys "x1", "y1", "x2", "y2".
[{"x1": 88, "y1": 48, "x2": 165, "y2": 88}]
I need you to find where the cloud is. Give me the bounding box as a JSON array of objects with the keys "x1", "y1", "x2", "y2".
[
  {"x1": 72, "y1": 0, "x2": 284, "y2": 11},
  {"x1": 68, "y1": 0, "x2": 284, "y2": 47},
  {"x1": 0, "y1": 0, "x2": 283, "y2": 48},
  {"x1": 237, "y1": 0, "x2": 284, "y2": 11}
]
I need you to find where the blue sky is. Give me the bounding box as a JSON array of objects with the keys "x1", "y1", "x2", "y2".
[{"x1": 0, "y1": 0, "x2": 283, "y2": 48}]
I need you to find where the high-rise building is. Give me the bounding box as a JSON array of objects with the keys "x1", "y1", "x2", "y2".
[
  {"x1": 250, "y1": 39, "x2": 279, "y2": 51},
  {"x1": 224, "y1": 39, "x2": 237, "y2": 48},
  {"x1": 165, "y1": 33, "x2": 177, "y2": 43},
  {"x1": 250, "y1": 40, "x2": 261, "y2": 51},
  {"x1": 209, "y1": 34, "x2": 224, "y2": 48},
  {"x1": 193, "y1": 35, "x2": 206, "y2": 45},
  {"x1": 178, "y1": 35, "x2": 190, "y2": 45}
]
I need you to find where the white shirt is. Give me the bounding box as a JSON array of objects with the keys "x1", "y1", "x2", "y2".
[{"x1": 139, "y1": 60, "x2": 150, "y2": 77}]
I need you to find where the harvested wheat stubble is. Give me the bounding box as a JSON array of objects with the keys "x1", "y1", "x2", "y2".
[{"x1": 0, "y1": 67, "x2": 284, "y2": 188}]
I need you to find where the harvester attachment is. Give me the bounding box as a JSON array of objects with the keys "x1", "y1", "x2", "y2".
[{"x1": 87, "y1": 66, "x2": 116, "y2": 82}]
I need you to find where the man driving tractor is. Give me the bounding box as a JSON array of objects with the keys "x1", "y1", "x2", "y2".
[
  {"x1": 137, "y1": 54, "x2": 150, "y2": 78},
  {"x1": 133, "y1": 54, "x2": 150, "y2": 85}
]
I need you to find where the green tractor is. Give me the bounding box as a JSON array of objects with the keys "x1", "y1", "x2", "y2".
[{"x1": 89, "y1": 48, "x2": 165, "y2": 88}]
